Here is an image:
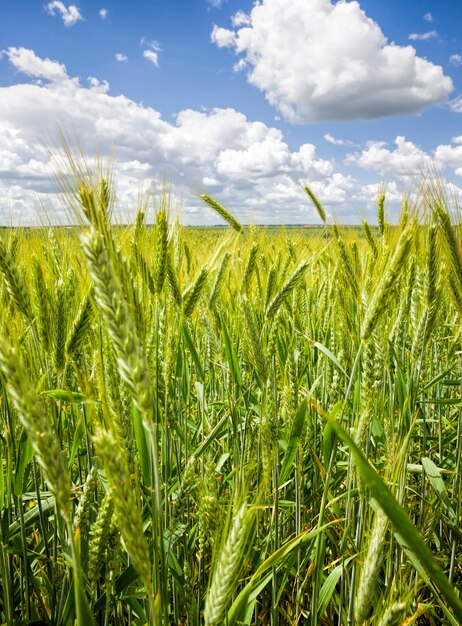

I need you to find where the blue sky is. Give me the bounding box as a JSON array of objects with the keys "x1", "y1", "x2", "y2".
[{"x1": 1, "y1": 0, "x2": 462, "y2": 225}]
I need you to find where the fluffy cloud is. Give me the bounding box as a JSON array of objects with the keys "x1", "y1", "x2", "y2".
[
  {"x1": 45, "y1": 1, "x2": 83, "y2": 27},
  {"x1": 349, "y1": 136, "x2": 462, "y2": 187},
  {"x1": 211, "y1": 25, "x2": 236, "y2": 48},
  {"x1": 211, "y1": 0, "x2": 452, "y2": 123},
  {"x1": 87, "y1": 76, "x2": 110, "y2": 94},
  {"x1": 115, "y1": 53, "x2": 128, "y2": 62},
  {"x1": 423, "y1": 13, "x2": 433, "y2": 22},
  {"x1": 346, "y1": 136, "x2": 432, "y2": 178},
  {"x1": 435, "y1": 138, "x2": 462, "y2": 176},
  {"x1": 215, "y1": 133, "x2": 331, "y2": 180},
  {"x1": 347, "y1": 135, "x2": 462, "y2": 188},
  {"x1": 7, "y1": 47, "x2": 69, "y2": 83},
  {"x1": 345, "y1": 136, "x2": 462, "y2": 197},
  {"x1": 231, "y1": 11, "x2": 250, "y2": 27},
  {"x1": 2, "y1": 48, "x2": 461, "y2": 227},
  {"x1": 99, "y1": 8, "x2": 108, "y2": 20},
  {"x1": 0, "y1": 47, "x2": 356, "y2": 225}
]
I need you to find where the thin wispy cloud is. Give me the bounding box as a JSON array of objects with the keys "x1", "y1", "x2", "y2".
[
  {"x1": 140, "y1": 37, "x2": 160, "y2": 48},
  {"x1": 45, "y1": 1, "x2": 83, "y2": 27},
  {"x1": 233, "y1": 59, "x2": 247, "y2": 73},
  {"x1": 141, "y1": 38, "x2": 161, "y2": 67},
  {"x1": 423, "y1": 12, "x2": 433, "y2": 22},
  {"x1": 408, "y1": 30, "x2": 438, "y2": 41},
  {"x1": 143, "y1": 50, "x2": 159, "y2": 66},
  {"x1": 324, "y1": 133, "x2": 358, "y2": 148},
  {"x1": 99, "y1": 8, "x2": 108, "y2": 20},
  {"x1": 448, "y1": 95, "x2": 462, "y2": 113},
  {"x1": 449, "y1": 54, "x2": 462, "y2": 67}
]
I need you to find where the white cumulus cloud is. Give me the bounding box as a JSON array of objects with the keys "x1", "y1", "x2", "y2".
[
  {"x1": 348, "y1": 134, "x2": 462, "y2": 182},
  {"x1": 6, "y1": 47, "x2": 70, "y2": 83},
  {"x1": 435, "y1": 138, "x2": 462, "y2": 176},
  {"x1": 87, "y1": 76, "x2": 110, "y2": 94},
  {"x1": 211, "y1": 0, "x2": 452, "y2": 123},
  {"x1": 99, "y1": 8, "x2": 108, "y2": 19},
  {"x1": 346, "y1": 136, "x2": 432, "y2": 178},
  {"x1": 211, "y1": 25, "x2": 236, "y2": 48},
  {"x1": 115, "y1": 53, "x2": 128, "y2": 62},
  {"x1": 2, "y1": 48, "x2": 461, "y2": 228},
  {"x1": 0, "y1": 48, "x2": 354, "y2": 226},
  {"x1": 45, "y1": 1, "x2": 83, "y2": 27},
  {"x1": 231, "y1": 10, "x2": 251, "y2": 27}
]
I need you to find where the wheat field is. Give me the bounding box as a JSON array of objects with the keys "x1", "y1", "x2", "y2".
[{"x1": 0, "y1": 176, "x2": 461, "y2": 625}]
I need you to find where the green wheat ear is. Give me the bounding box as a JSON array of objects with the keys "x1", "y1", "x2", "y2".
[
  {"x1": 154, "y1": 208, "x2": 169, "y2": 294},
  {"x1": 0, "y1": 340, "x2": 72, "y2": 523},
  {"x1": 354, "y1": 508, "x2": 388, "y2": 623},
  {"x1": 94, "y1": 428, "x2": 152, "y2": 595},
  {"x1": 200, "y1": 194, "x2": 243, "y2": 232},
  {"x1": 361, "y1": 221, "x2": 416, "y2": 342},
  {"x1": 0, "y1": 238, "x2": 32, "y2": 320},
  {"x1": 266, "y1": 260, "x2": 309, "y2": 318},
  {"x1": 377, "y1": 190, "x2": 386, "y2": 238},
  {"x1": 303, "y1": 183, "x2": 326, "y2": 224},
  {"x1": 3, "y1": 159, "x2": 462, "y2": 625},
  {"x1": 81, "y1": 227, "x2": 155, "y2": 422},
  {"x1": 204, "y1": 502, "x2": 254, "y2": 626}
]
